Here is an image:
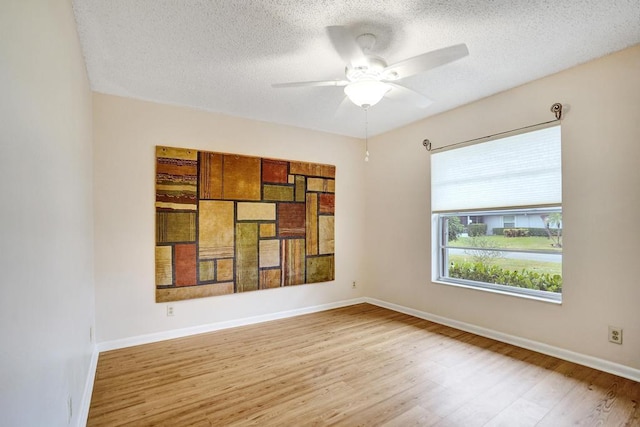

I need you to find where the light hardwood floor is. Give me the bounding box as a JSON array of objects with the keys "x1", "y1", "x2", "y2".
[{"x1": 88, "y1": 304, "x2": 640, "y2": 426}]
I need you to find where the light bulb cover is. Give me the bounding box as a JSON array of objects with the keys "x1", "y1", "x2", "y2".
[{"x1": 344, "y1": 79, "x2": 391, "y2": 108}]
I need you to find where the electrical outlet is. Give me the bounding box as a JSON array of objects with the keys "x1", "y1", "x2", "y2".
[
  {"x1": 352, "y1": 281, "x2": 357, "y2": 289},
  {"x1": 89, "y1": 326, "x2": 93, "y2": 343},
  {"x1": 608, "y1": 326, "x2": 622, "y2": 344},
  {"x1": 167, "y1": 305, "x2": 174, "y2": 317}
]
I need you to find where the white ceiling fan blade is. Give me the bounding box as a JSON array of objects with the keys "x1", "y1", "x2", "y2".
[
  {"x1": 384, "y1": 43, "x2": 469, "y2": 79},
  {"x1": 272, "y1": 80, "x2": 348, "y2": 88},
  {"x1": 326, "y1": 26, "x2": 368, "y2": 68},
  {"x1": 333, "y1": 95, "x2": 357, "y2": 119},
  {"x1": 385, "y1": 83, "x2": 433, "y2": 108}
]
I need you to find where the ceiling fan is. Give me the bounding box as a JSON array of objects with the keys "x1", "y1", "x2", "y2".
[{"x1": 272, "y1": 26, "x2": 469, "y2": 109}]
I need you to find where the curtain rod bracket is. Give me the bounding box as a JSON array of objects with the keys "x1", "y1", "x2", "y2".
[
  {"x1": 550, "y1": 103, "x2": 563, "y2": 120},
  {"x1": 423, "y1": 139, "x2": 431, "y2": 151}
]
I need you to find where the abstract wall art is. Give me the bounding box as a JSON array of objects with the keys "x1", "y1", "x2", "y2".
[{"x1": 155, "y1": 146, "x2": 336, "y2": 302}]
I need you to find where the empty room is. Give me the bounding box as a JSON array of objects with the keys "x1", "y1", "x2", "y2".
[{"x1": 1, "y1": 0, "x2": 640, "y2": 426}]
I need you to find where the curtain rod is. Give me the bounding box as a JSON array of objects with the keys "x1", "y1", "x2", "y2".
[{"x1": 423, "y1": 103, "x2": 563, "y2": 152}]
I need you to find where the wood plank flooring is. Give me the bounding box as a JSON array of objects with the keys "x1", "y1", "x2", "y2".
[{"x1": 88, "y1": 304, "x2": 640, "y2": 426}]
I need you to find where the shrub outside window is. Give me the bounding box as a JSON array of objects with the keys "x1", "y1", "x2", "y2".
[{"x1": 431, "y1": 124, "x2": 562, "y2": 301}]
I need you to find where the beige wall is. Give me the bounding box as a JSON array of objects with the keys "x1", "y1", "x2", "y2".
[
  {"x1": 364, "y1": 45, "x2": 640, "y2": 369},
  {"x1": 0, "y1": 0, "x2": 95, "y2": 425},
  {"x1": 1, "y1": 2, "x2": 637, "y2": 420},
  {"x1": 93, "y1": 94, "x2": 366, "y2": 343}
]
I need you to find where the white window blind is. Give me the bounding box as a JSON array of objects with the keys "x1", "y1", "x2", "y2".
[{"x1": 431, "y1": 125, "x2": 561, "y2": 212}]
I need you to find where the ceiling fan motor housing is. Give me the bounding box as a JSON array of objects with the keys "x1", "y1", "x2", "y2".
[{"x1": 346, "y1": 56, "x2": 390, "y2": 82}]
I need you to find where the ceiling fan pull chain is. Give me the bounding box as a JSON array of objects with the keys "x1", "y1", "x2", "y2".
[{"x1": 364, "y1": 107, "x2": 370, "y2": 162}]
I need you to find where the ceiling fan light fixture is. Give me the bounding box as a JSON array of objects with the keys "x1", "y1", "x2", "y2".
[{"x1": 344, "y1": 79, "x2": 391, "y2": 108}]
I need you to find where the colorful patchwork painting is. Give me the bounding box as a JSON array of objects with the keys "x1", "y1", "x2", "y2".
[{"x1": 155, "y1": 146, "x2": 336, "y2": 302}]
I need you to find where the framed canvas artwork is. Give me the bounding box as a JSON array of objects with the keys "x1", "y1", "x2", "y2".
[{"x1": 155, "y1": 146, "x2": 335, "y2": 302}]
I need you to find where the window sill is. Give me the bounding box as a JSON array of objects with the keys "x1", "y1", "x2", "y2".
[{"x1": 432, "y1": 279, "x2": 562, "y2": 305}]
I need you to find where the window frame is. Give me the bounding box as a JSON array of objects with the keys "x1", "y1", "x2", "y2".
[
  {"x1": 430, "y1": 123, "x2": 562, "y2": 303},
  {"x1": 502, "y1": 214, "x2": 516, "y2": 228},
  {"x1": 435, "y1": 207, "x2": 562, "y2": 303}
]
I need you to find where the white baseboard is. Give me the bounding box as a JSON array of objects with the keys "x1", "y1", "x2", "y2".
[
  {"x1": 364, "y1": 297, "x2": 640, "y2": 383},
  {"x1": 78, "y1": 344, "x2": 99, "y2": 427},
  {"x1": 97, "y1": 297, "x2": 367, "y2": 352}
]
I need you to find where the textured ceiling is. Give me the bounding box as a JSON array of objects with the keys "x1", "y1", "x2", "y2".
[{"x1": 72, "y1": 1, "x2": 640, "y2": 138}]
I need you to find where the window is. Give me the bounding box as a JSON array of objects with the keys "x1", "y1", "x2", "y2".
[
  {"x1": 502, "y1": 214, "x2": 515, "y2": 228},
  {"x1": 431, "y1": 125, "x2": 562, "y2": 301}
]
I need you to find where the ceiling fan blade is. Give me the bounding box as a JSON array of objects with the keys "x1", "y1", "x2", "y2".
[
  {"x1": 333, "y1": 95, "x2": 357, "y2": 119},
  {"x1": 384, "y1": 43, "x2": 469, "y2": 79},
  {"x1": 385, "y1": 83, "x2": 433, "y2": 108},
  {"x1": 272, "y1": 80, "x2": 348, "y2": 88},
  {"x1": 326, "y1": 26, "x2": 368, "y2": 68}
]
